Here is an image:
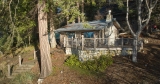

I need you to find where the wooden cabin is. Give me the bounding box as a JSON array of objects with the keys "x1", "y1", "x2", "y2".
[{"x1": 55, "y1": 11, "x2": 143, "y2": 61}]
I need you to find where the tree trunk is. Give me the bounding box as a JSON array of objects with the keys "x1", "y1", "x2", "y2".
[
  {"x1": 49, "y1": 17, "x2": 57, "y2": 48},
  {"x1": 132, "y1": 36, "x2": 138, "y2": 62},
  {"x1": 131, "y1": 0, "x2": 142, "y2": 62},
  {"x1": 81, "y1": 0, "x2": 84, "y2": 22},
  {"x1": 66, "y1": 16, "x2": 69, "y2": 25},
  {"x1": 38, "y1": 0, "x2": 52, "y2": 78},
  {"x1": 126, "y1": 0, "x2": 158, "y2": 62},
  {"x1": 77, "y1": 2, "x2": 80, "y2": 23}
]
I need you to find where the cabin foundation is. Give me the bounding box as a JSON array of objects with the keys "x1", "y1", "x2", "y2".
[{"x1": 65, "y1": 47, "x2": 133, "y2": 61}]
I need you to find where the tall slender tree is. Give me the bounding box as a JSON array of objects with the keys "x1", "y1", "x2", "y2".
[
  {"x1": 38, "y1": 0, "x2": 52, "y2": 78},
  {"x1": 126, "y1": 0, "x2": 158, "y2": 62}
]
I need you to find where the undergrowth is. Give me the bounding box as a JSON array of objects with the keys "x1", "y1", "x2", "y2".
[
  {"x1": 11, "y1": 71, "x2": 35, "y2": 84},
  {"x1": 65, "y1": 54, "x2": 113, "y2": 74},
  {"x1": 0, "y1": 70, "x2": 6, "y2": 80},
  {"x1": 0, "y1": 61, "x2": 8, "y2": 80}
]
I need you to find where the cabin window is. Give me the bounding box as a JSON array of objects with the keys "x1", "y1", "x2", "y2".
[
  {"x1": 55, "y1": 32, "x2": 60, "y2": 39},
  {"x1": 66, "y1": 32, "x2": 75, "y2": 38},
  {"x1": 84, "y1": 32, "x2": 94, "y2": 38}
]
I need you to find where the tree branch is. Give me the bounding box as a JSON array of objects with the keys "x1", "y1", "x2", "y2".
[
  {"x1": 151, "y1": 0, "x2": 158, "y2": 9},
  {"x1": 145, "y1": 0, "x2": 150, "y2": 11},
  {"x1": 137, "y1": 0, "x2": 142, "y2": 35},
  {"x1": 126, "y1": 0, "x2": 135, "y2": 36},
  {"x1": 141, "y1": 0, "x2": 158, "y2": 30},
  {"x1": 14, "y1": 0, "x2": 19, "y2": 18},
  {"x1": 9, "y1": 0, "x2": 13, "y2": 24},
  {"x1": 142, "y1": 11, "x2": 151, "y2": 30},
  {"x1": 142, "y1": 19, "x2": 148, "y2": 23},
  {"x1": 8, "y1": 0, "x2": 15, "y2": 49}
]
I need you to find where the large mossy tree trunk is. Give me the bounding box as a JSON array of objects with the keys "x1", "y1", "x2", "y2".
[{"x1": 38, "y1": 0, "x2": 52, "y2": 78}]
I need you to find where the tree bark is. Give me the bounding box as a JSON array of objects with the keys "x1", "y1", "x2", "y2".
[
  {"x1": 126, "y1": 0, "x2": 137, "y2": 62},
  {"x1": 66, "y1": 16, "x2": 69, "y2": 25},
  {"x1": 77, "y1": 2, "x2": 80, "y2": 23},
  {"x1": 49, "y1": 16, "x2": 57, "y2": 48},
  {"x1": 38, "y1": 0, "x2": 52, "y2": 78},
  {"x1": 132, "y1": 36, "x2": 138, "y2": 62},
  {"x1": 81, "y1": 0, "x2": 84, "y2": 22},
  {"x1": 131, "y1": 0, "x2": 142, "y2": 62}
]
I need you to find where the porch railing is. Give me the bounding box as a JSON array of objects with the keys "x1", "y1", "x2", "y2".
[{"x1": 64, "y1": 36, "x2": 135, "y2": 50}]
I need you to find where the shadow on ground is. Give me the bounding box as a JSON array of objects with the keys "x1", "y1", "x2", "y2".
[{"x1": 101, "y1": 43, "x2": 160, "y2": 84}]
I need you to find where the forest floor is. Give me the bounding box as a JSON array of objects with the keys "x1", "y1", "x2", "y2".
[
  {"x1": 32, "y1": 33, "x2": 160, "y2": 84},
  {"x1": 0, "y1": 33, "x2": 160, "y2": 84}
]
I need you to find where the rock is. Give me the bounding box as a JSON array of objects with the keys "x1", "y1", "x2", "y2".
[
  {"x1": 143, "y1": 39, "x2": 149, "y2": 44},
  {"x1": 37, "y1": 78, "x2": 44, "y2": 84}
]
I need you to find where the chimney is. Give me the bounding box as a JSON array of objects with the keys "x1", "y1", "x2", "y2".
[{"x1": 106, "y1": 10, "x2": 112, "y2": 22}]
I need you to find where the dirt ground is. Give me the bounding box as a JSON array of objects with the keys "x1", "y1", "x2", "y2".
[
  {"x1": 1, "y1": 33, "x2": 159, "y2": 84},
  {"x1": 32, "y1": 33, "x2": 160, "y2": 84}
]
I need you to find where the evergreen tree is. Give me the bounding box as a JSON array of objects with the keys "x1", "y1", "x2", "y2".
[
  {"x1": 0, "y1": 0, "x2": 36, "y2": 53},
  {"x1": 38, "y1": 0, "x2": 52, "y2": 78}
]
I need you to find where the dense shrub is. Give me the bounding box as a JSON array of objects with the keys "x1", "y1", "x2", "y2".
[{"x1": 65, "y1": 54, "x2": 113, "y2": 73}]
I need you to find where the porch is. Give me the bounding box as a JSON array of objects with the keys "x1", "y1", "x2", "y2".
[{"x1": 63, "y1": 37, "x2": 140, "y2": 50}]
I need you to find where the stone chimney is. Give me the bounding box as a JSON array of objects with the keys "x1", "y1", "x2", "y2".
[{"x1": 106, "y1": 10, "x2": 112, "y2": 22}]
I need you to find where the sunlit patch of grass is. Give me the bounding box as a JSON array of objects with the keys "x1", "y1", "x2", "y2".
[
  {"x1": 14, "y1": 46, "x2": 35, "y2": 55},
  {"x1": 28, "y1": 57, "x2": 34, "y2": 60},
  {"x1": 68, "y1": 66, "x2": 93, "y2": 76},
  {"x1": 51, "y1": 66, "x2": 64, "y2": 76}
]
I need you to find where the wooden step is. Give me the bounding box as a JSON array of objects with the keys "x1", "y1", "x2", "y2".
[
  {"x1": 8, "y1": 64, "x2": 35, "y2": 79},
  {"x1": 20, "y1": 65, "x2": 34, "y2": 68}
]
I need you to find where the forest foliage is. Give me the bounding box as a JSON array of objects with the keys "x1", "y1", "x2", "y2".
[{"x1": 0, "y1": 0, "x2": 159, "y2": 54}]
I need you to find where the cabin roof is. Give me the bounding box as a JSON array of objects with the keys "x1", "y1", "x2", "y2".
[{"x1": 55, "y1": 19, "x2": 112, "y2": 32}]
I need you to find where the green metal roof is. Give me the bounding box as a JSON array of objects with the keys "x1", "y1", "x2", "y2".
[{"x1": 55, "y1": 20, "x2": 112, "y2": 32}]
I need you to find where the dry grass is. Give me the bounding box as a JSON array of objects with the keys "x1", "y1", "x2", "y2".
[{"x1": 14, "y1": 46, "x2": 35, "y2": 55}]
